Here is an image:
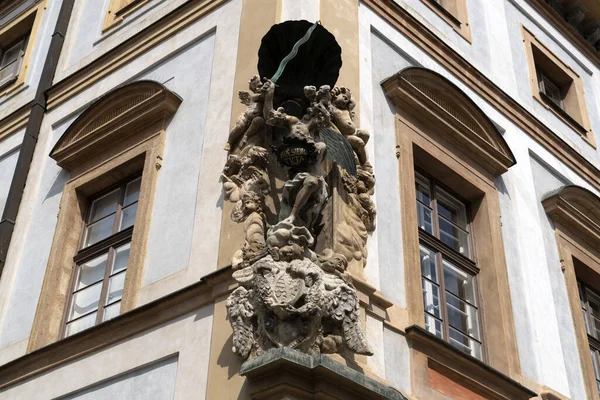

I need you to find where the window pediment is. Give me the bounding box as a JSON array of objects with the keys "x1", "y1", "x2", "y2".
[
  {"x1": 50, "y1": 81, "x2": 181, "y2": 170},
  {"x1": 543, "y1": 185, "x2": 600, "y2": 248},
  {"x1": 382, "y1": 67, "x2": 516, "y2": 176}
]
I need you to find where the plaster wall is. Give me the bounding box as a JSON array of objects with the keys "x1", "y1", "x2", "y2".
[
  {"x1": 0, "y1": 0, "x2": 241, "y2": 362},
  {"x1": 359, "y1": 2, "x2": 600, "y2": 396},
  {"x1": 59, "y1": 356, "x2": 179, "y2": 400},
  {"x1": 0, "y1": 305, "x2": 214, "y2": 400},
  {"x1": 0, "y1": 131, "x2": 23, "y2": 214},
  {"x1": 0, "y1": 0, "x2": 62, "y2": 120},
  {"x1": 504, "y1": 0, "x2": 600, "y2": 165},
  {"x1": 2, "y1": 0, "x2": 600, "y2": 397}
]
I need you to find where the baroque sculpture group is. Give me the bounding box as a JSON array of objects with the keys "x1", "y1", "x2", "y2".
[{"x1": 222, "y1": 21, "x2": 376, "y2": 361}]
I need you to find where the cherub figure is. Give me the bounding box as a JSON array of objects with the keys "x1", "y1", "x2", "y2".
[
  {"x1": 329, "y1": 87, "x2": 369, "y2": 165},
  {"x1": 262, "y1": 80, "x2": 329, "y2": 140},
  {"x1": 221, "y1": 145, "x2": 269, "y2": 202},
  {"x1": 231, "y1": 190, "x2": 267, "y2": 269},
  {"x1": 225, "y1": 75, "x2": 266, "y2": 152}
]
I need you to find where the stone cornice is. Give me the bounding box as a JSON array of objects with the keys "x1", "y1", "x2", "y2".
[
  {"x1": 0, "y1": 266, "x2": 234, "y2": 390},
  {"x1": 525, "y1": 0, "x2": 600, "y2": 70},
  {"x1": 49, "y1": 80, "x2": 181, "y2": 170},
  {"x1": 364, "y1": 0, "x2": 600, "y2": 191},
  {"x1": 542, "y1": 185, "x2": 600, "y2": 249},
  {"x1": 405, "y1": 325, "x2": 538, "y2": 400},
  {"x1": 382, "y1": 67, "x2": 517, "y2": 176},
  {"x1": 240, "y1": 348, "x2": 407, "y2": 400},
  {"x1": 46, "y1": 0, "x2": 228, "y2": 111}
]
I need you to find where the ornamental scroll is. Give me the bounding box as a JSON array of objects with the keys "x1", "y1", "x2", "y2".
[{"x1": 221, "y1": 21, "x2": 376, "y2": 360}]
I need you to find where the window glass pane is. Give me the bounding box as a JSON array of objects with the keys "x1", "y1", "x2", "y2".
[
  {"x1": 124, "y1": 177, "x2": 141, "y2": 206},
  {"x1": 438, "y1": 216, "x2": 470, "y2": 257},
  {"x1": 65, "y1": 312, "x2": 97, "y2": 337},
  {"x1": 540, "y1": 73, "x2": 563, "y2": 108},
  {"x1": 436, "y1": 187, "x2": 468, "y2": 229},
  {"x1": 422, "y1": 278, "x2": 441, "y2": 319},
  {"x1": 69, "y1": 281, "x2": 102, "y2": 320},
  {"x1": 112, "y1": 242, "x2": 131, "y2": 274},
  {"x1": 119, "y1": 202, "x2": 138, "y2": 230},
  {"x1": 106, "y1": 270, "x2": 126, "y2": 305},
  {"x1": 443, "y1": 260, "x2": 476, "y2": 304},
  {"x1": 449, "y1": 326, "x2": 482, "y2": 360},
  {"x1": 424, "y1": 313, "x2": 443, "y2": 339},
  {"x1": 417, "y1": 202, "x2": 433, "y2": 234},
  {"x1": 415, "y1": 173, "x2": 431, "y2": 206},
  {"x1": 84, "y1": 214, "x2": 116, "y2": 247},
  {"x1": 446, "y1": 291, "x2": 480, "y2": 341},
  {"x1": 75, "y1": 253, "x2": 108, "y2": 290},
  {"x1": 103, "y1": 301, "x2": 121, "y2": 322},
  {"x1": 591, "y1": 349, "x2": 600, "y2": 379},
  {"x1": 88, "y1": 189, "x2": 120, "y2": 223},
  {"x1": 0, "y1": 62, "x2": 18, "y2": 85},
  {"x1": 587, "y1": 288, "x2": 600, "y2": 339},
  {"x1": 1, "y1": 41, "x2": 23, "y2": 67},
  {"x1": 420, "y1": 246, "x2": 438, "y2": 282}
]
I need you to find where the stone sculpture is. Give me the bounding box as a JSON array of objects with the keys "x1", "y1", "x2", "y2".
[{"x1": 222, "y1": 72, "x2": 377, "y2": 360}]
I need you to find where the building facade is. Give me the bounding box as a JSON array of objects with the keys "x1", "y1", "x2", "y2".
[{"x1": 1, "y1": 0, "x2": 600, "y2": 399}]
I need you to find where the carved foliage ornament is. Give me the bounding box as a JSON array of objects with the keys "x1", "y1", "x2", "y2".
[{"x1": 222, "y1": 20, "x2": 375, "y2": 361}]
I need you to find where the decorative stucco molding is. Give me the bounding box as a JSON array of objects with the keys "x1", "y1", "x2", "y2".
[
  {"x1": 240, "y1": 348, "x2": 407, "y2": 400},
  {"x1": 50, "y1": 80, "x2": 181, "y2": 169},
  {"x1": 542, "y1": 185, "x2": 600, "y2": 248},
  {"x1": 382, "y1": 67, "x2": 516, "y2": 176}
]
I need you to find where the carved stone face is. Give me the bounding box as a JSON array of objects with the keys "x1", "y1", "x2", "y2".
[
  {"x1": 242, "y1": 197, "x2": 259, "y2": 214},
  {"x1": 332, "y1": 93, "x2": 350, "y2": 109},
  {"x1": 278, "y1": 244, "x2": 303, "y2": 262}
]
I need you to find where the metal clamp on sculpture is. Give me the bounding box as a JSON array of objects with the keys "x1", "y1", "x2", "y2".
[{"x1": 222, "y1": 20, "x2": 376, "y2": 360}]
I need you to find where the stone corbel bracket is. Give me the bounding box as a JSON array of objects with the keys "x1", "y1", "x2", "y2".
[
  {"x1": 50, "y1": 80, "x2": 182, "y2": 170},
  {"x1": 240, "y1": 348, "x2": 408, "y2": 400}
]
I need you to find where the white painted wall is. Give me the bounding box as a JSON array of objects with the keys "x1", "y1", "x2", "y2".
[
  {"x1": 2, "y1": 0, "x2": 600, "y2": 398},
  {"x1": 59, "y1": 356, "x2": 179, "y2": 400},
  {"x1": 0, "y1": 0, "x2": 241, "y2": 363},
  {"x1": 0, "y1": 305, "x2": 214, "y2": 400},
  {"x1": 0, "y1": 0, "x2": 63, "y2": 120},
  {"x1": 0, "y1": 131, "x2": 23, "y2": 214},
  {"x1": 358, "y1": 1, "x2": 600, "y2": 396}
]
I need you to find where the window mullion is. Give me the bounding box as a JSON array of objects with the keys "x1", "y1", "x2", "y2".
[
  {"x1": 112, "y1": 185, "x2": 126, "y2": 235},
  {"x1": 96, "y1": 247, "x2": 116, "y2": 324},
  {"x1": 437, "y1": 251, "x2": 450, "y2": 341},
  {"x1": 431, "y1": 182, "x2": 440, "y2": 240}
]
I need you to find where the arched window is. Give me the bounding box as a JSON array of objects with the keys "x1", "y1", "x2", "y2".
[
  {"x1": 28, "y1": 81, "x2": 181, "y2": 349},
  {"x1": 543, "y1": 185, "x2": 600, "y2": 399},
  {"x1": 383, "y1": 68, "x2": 531, "y2": 399}
]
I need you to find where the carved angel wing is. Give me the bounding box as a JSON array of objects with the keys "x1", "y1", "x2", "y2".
[
  {"x1": 226, "y1": 286, "x2": 255, "y2": 359},
  {"x1": 326, "y1": 284, "x2": 373, "y2": 355},
  {"x1": 319, "y1": 128, "x2": 357, "y2": 176}
]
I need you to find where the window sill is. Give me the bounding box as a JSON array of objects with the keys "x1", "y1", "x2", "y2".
[
  {"x1": 420, "y1": 0, "x2": 471, "y2": 43},
  {"x1": 405, "y1": 325, "x2": 537, "y2": 400},
  {"x1": 534, "y1": 92, "x2": 595, "y2": 148}
]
